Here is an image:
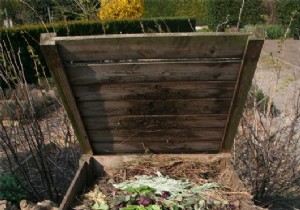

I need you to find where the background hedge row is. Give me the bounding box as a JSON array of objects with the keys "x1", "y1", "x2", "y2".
[
  {"x1": 144, "y1": 0, "x2": 299, "y2": 39},
  {"x1": 0, "y1": 17, "x2": 195, "y2": 84},
  {"x1": 206, "y1": 0, "x2": 264, "y2": 31},
  {"x1": 275, "y1": 0, "x2": 300, "y2": 39},
  {"x1": 144, "y1": 0, "x2": 207, "y2": 25}
]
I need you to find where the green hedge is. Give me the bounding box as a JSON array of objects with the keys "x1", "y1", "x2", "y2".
[
  {"x1": 275, "y1": 0, "x2": 300, "y2": 39},
  {"x1": 144, "y1": 0, "x2": 208, "y2": 25},
  {"x1": 243, "y1": 24, "x2": 288, "y2": 39},
  {"x1": 0, "y1": 17, "x2": 196, "y2": 84},
  {"x1": 206, "y1": 0, "x2": 264, "y2": 31}
]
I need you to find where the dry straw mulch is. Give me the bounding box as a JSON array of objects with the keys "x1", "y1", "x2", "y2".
[{"x1": 75, "y1": 154, "x2": 262, "y2": 210}]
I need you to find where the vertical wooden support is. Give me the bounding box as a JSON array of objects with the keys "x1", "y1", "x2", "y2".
[
  {"x1": 40, "y1": 33, "x2": 93, "y2": 154},
  {"x1": 221, "y1": 37, "x2": 264, "y2": 152}
]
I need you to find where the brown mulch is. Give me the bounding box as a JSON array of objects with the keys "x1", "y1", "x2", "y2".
[{"x1": 75, "y1": 155, "x2": 263, "y2": 210}]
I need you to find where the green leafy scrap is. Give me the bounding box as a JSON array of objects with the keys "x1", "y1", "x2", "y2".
[
  {"x1": 120, "y1": 205, "x2": 161, "y2": 210},
  {"x1": 79, "y1": 173, "x2": 230, "y2": 210},
  {"x1": 125, "y1": 186, "x2": 155, "y2": 195},
  {"x1": 113, "y1": 175, "x2": 192, "y2": 197},
  {"x1": 191, "y1": 182, "x2": 220, "y2": 193},
  {"x1": 91, "y1": 202, "x2": 109, "y2": 210}
]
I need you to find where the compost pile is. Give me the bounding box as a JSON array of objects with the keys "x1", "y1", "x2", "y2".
[{"x1": 73, "y1": 155, "x2": 256, "y2": 210}]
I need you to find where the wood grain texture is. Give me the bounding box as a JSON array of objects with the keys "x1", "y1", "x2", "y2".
[
  {"x1": 66, "y1": 62, "x2": 241, "y2": 85},
  {"x1": 56, "y1": 33, "x2": 248, "y2": 61},
  {"x1": 78, "y1": 99, "x2": 231, "y2": 117},
  {"x1": 40, "y1": 32, "x2": 263, "y2": 155},
  {"x1": 72, "y1": 81, "x2": 236, "y2": 101},
  {"x1": 88, "y1": 128, "x2": 223, "y2": 142},
  {"x1": 221, "y1": 39, "x2": 264, "y2": 152},
  {"x1": 91, "y1": 141, "x2": 220, "y2": 154},
  {"x1": 59, "y1": 156, "x2": 92, "y2": 210},
  {"x1": 83, "y1": 115, "x2": 228, "y2": 130},
  {"x1": 40, "y1": 33, "x2": 93, "y2": 154}
]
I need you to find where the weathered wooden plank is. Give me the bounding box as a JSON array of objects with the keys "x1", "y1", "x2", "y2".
[
  {"x1": 83, "y1": 115, "x2": 228, "y2": 130},
  {"x1": 40, "y1": 33, "x2": 93, "y2": 154},
  {"x1": 59, "y1": 155, "x2": 92, "y2": 210},
  {"x1": 88, "y1": 128, "x2": 224, "y2": 142},
  {"x1": 91, "y1": 141, "x2": 221, "y2": 154},
  {"x1": 73, "y1": 81, "x2": 236, "y2": 101},
  {"x1": 66, "y1": 62, "x2": 241, "y2": 85},
  {"x1": 79, "y1": 99, "x2": 231, "y2": 117},
  {"x1": 55, "y1": 33, "x2": 249, "y2": 61},
  {"x1": 221, "y1": 39, "x2": 264, "y2": 152}
]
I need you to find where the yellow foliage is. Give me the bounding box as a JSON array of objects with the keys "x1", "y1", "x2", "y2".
[{"x1": 98, "y1": 0, "x2": 144, "y2": 20}]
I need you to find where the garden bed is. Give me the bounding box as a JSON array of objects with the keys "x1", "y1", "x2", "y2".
[{"x1": 60, "y1": 154, "x2": 260, "y2": 210}]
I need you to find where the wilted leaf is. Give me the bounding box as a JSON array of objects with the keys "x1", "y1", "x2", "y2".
[
  {"x1": 91, "y1": 202, "x2": 109, "y2": 210},
  {"x1": 191, "y1": 182, "x2": 220, "y2": 193},
  {"x1": 114, "y1": 174, "x2": 191, "y2": 197},
  {"x1": 149, "y1": 205, "x2": 161, "y2": 210}
]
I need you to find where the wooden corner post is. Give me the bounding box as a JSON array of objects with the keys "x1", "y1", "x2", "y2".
[
  {"x1": 40, "y1": 33, "x2": 93, "y2": 154},
  {"x1": 221, "y1": 36, "x2": 264, "y2": 152}
]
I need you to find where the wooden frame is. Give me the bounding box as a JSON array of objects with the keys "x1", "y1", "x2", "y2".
[{"x1": 40, "y1": 32, "x2": 263, "y2": 154}]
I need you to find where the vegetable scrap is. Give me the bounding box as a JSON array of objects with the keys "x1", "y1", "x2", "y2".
[
  {"x1": 74, "y1": 173, "x2": 232, "y2": 210},
  {"x1": 73, "y1": 155, "x2": 253, "y2": 210}
]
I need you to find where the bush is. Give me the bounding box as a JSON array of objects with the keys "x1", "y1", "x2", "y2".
[
  {"x1": 234, "y1": 41, "x2": 300, "y2": 208},
  {"x1": 175, "y1": 0, "x2": 207, "y2": 25},
  {"x1": 275, "y1": 0, "x2": 300, "y2": 39},
  {"x1": 244, "y1": 24, "x2": 288, "y2": 39},
  {"x1": 260, "y1": 0, "x2": 277, "y2": 24},
  {"x1": 98, "y1": 0, "x2": 144, "y2": 20},
  {"x1": 144, "y1": 0, "x2": 178, "y2": 18},
  {"x1": 0, "y1": 38, "x2": 81, "y2": 202},
  {"x1": 234, "y1": 90, "x2": 300, "y2": 207},
  {"x1": 0, "y1": 173, "x2": 26, "y2": 204},
  {"x1": 264, "y1": 24, "x2": 287, "y2": 39},
  {"x1": 247, "y1": 84, "x2": 279, "y2": 116},
  {"x1": 144, "y1": 0, "x2": 207, "y2": 25},
  {"x1": 206, "y1": 0, "x2": 264, "y2": 31}
]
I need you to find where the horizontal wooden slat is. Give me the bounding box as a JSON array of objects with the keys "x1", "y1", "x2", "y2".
[
  {"x1": 83, "y1": 115, "x2": 228, "y2": 130},
  {"x1": 73, "y1": 81, "x2": 235, "y2": 101},
  {"x1": 79, "y1": 99, "x2": 231, "y2": 117},
  {"x1": 88, "y1": 128, "x2": 223, "y2": 142},
  {"x1": 66, "y1": 62, "x2": 241, "y2": 85},
  {"x1": 56, "y1": 33, "x2": 248, "y2": 61},
  {"x1": 91, "y1": 141, "x2": 221, "y2": 154}
]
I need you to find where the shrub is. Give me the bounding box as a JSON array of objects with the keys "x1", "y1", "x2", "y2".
[
  {"x1": 234, "y1": 40, "x2": 300, "y2": 208},
  {"x1": 98, "y1": 0, "x2": 144, "y2": 20},
  {"x1": 206, "y1": 0, "x2": 264, "y2": 31},
  {"x1": 264, "y1": 24, "x2": 287, "y2": 39},
  {"x1": 175, "y1": 0, "x2": 207, "y2": 25},
  {"x1": 247, "y1": 84, "x2": 279, "y2": 116},
  {"x1": 260, "y1": 0, "x2": 277, "y2": 24},
  {"x1": 144, "y1": 0, "x2": 178, "y2": 18},
  {"x1": 144, "y1": 0, "x2": 208, "y2": 25},
  {"x1": 0, "y1": 173, "x2": 26, "y2": 204},
  {"x1": 275, "y1": 0, "x2": 300, "y2": 39},
  {"x1": 234, "y1": 89, "x2": 300, "y2": 207},
  {"x1": 0, "y1": 37, "x2": 81, "y2": 202},
  {"x1": 243, "y1": 24, "x2": 288, "y2": 39}
]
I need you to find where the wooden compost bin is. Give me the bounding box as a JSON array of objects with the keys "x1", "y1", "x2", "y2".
[{"x1": 40, "y1": 32, "x2": 264, "y2": 210}]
